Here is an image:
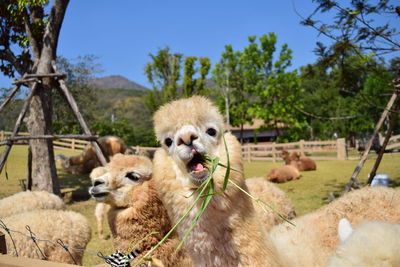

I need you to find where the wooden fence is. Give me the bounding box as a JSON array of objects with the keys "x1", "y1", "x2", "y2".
[
  {"x1": 0, "y1": 131, "x2": 158, "y2": 155},
  {"x1": 242, "y1": 138, "x2": 347, "y2": 162},
  {"x1": 2, "y1": 131, "x2": 399, "y2": 161}
]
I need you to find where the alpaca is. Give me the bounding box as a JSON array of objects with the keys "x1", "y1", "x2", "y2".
[
  {"x1": 326, "y1": 219, "x2": 400, "y2": 266},
  {"x1": 290, "y1": 151, "x2": 317, "y2": 171},
  {"x1": 89, "y1": 153, "x2": 192, "y2": 267},
  {"x1": 152, "y1": 96, "x2": 287, "y2": 266},
  {"x1": 1, "y1": 209, "x2": 91, "y2": 265},
  {"x1": 56, "y1": 135, "x2": 127, "y2": 174},
  {"x1": 269, "y1": 186, "x2": 400, "y2": 267},
  {"x1": 266, "y1": 164, "x2": 300, "y2": 183},
  {"x1": 0, "y1": 190, "x2": 65, "y2": 218},
  {"x1": 246, "y1": 177, "x2": 296, "y2": 231}
]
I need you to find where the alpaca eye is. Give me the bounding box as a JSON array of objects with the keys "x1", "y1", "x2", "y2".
[
  {"x1": 125, "y1": 172, "x2": 139, "y2": 182},
  {"x1": 165, "y1": 138, "x2": 173, "y2": 147},
  {"x1": 206, "y1": 128, "x2": 217, "y2": 136}
]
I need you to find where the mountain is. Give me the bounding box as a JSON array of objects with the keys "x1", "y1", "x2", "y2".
[{"x1": 89, "y1": 75, "x2": 149, "y2": 90}]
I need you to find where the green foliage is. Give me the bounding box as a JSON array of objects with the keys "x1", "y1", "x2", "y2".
[
  {"x1": 91, "y1": 120, "x2": 157, "y2": 147},
  {"x1": 0, "y1": 0, "x2": 49, "y2": 77},
  {"x1": 52, "y1": 55, "x2": 100, "y2": 134},
  {"x1": 144, "y1": 47, "x2": 211, "y2": 112},
  {"x1": 213, "y1": 33, "x2": 302, "y2": 141}
]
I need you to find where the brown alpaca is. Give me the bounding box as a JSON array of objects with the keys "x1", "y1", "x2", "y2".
[
  {"x1": 290, "y1": 151, "x2": 317, "y2": 171},
  {"x1": 266, "y1": 164, "x2": 301, "y2": 183},
  {"x1": 89, "y1": 153, "x2": 192, "y2": 267},
  {"x1": 152, "y1": 96, "x2": 287, "y2": 266},
  {"x1": 57, "y1": 136, "x2": 127, "y2": 174}
]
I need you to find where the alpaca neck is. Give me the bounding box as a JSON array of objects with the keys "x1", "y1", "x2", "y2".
[{"x1": 109, "y1": 181, "x2": 171, "y2": 252}]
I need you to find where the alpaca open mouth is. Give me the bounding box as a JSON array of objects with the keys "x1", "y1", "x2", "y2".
[
  {"x1": 187, "y1": 152, "x2": 210, "y2": 186},
  {"x1": 89, "y1": 187, "x2": 110, "y2": 201}
]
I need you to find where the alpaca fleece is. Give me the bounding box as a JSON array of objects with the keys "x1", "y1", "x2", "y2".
[
  {"x1": 0, "y1": 190, "x2": 65, "y2": 218},
  {"x1": 153, "y1": 96, "x2": 287, "y2": 267},
  {"x1": 89, "y1": 153, "x2": 192, "y2": 267},
  {"x1": 326, "y1": 220, "x2": 400, "y2": 266},
  {"x1": 269, "y1": 186, "x2": 400, "y2": 267},
  {"x1": 2, "y1": 209, "x2": 91, "y2": 265}
]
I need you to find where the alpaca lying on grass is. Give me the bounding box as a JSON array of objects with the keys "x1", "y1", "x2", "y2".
[
  {"x1": 2, "y1": 209, "x2": 91, "y2": 265},
  {"x1": 89, "y1": 153, "x2": 192, "y2": 267},
  {"x1": 56, "y1": 135, "x2": 128, "y2": 174},
  {"x1": 269, "y1": 186, "x2": 400, "y2": 267},
  {"x1": 266, "y1": 164, "x2": 300, "y2": 183},
  {"x1": 282, "y1": 150, "x2": 316, "y2": 171},
  {"x1": 0, "y1": 190, "x2": 65, "y2": 218},
  {"x1": 152, "y1": 96, "x2": 287, "y2": 266},
  {"x1": 326, "y1": 218, "x2": 400, "y2": 266}
]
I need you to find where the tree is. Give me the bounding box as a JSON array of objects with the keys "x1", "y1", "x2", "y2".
[
  {"x1": 0, "y1": 0, "x2": 70, "y2": 194},
  {"x1": 213, "y1": 34, "x2": 302, "y2": 142},
  {"x1": 144, "y1": 47, "x2": 211, "y2": 112},
  {"x1": 302, "y1": 0, "x2": 400, "y2": 189}
]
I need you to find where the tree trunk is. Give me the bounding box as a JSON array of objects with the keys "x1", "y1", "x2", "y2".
[{"x1": 27, "y1": 0, "x2": 70, "y2": 195}]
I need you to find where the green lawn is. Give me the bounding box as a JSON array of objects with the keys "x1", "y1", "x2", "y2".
[{"x1": 1, "y1": 145, "x2": 399, "y2": 266}]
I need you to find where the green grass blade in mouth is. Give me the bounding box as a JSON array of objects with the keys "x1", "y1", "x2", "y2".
[
  {"x1": 222, "y1": 135, "x2": 230, "y2": 191},
  {"x1": 228, "y1": 178, "x2": 296, "y2": 227}
]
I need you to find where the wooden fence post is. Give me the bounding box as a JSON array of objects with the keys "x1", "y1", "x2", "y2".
[
  {"x1": 272, "y1": 143, "x2": 276, "y2": 163},
  {"x1": 0, "y1": 230, "x2": 6, "y2": 254},
  {"x1": 0, "y1": 131, "x2": 3, "y2": 142},
  {"x1": 247, "y1": 146, "x2": 251, "y2": 162},
  {"x1": 71, "y1": 139, "x2": 75, "y2": 151},
  {"x1": 300, "y1": 140, "x2": 305, "y2": 156},
  {"x1": 337, "y1": 138, "x2": 347, "y2": 160}
]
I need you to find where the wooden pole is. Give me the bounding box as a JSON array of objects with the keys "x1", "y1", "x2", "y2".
[
  {"x1": 367, "y1": 99, "x2": 400, "y2": 185},
  {"x1": 0, "y1": 84, "x2": 22, "y2": 114},
  {"x1": 52, "y1": 62, "x2": 107, "y2": 166},
  {"x1": 0, "y1": 134, "x2": 99, "y2": 146},
  {"x1": 344, "y1": 87, "x2": 399, "y2": 193},
  {"x1": 0, "y1": 231, "x2": 6, "y2": 254},
  {"x1": 0, "y1": 81, "x2": 39, "y2": 175}
]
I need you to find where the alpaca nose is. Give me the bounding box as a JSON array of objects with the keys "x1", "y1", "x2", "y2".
[
  {"x1": 93, "y1": 179, "x2": 105, "y2": 187},
  {"x1": 178, "y1": 132, "x2": 198, "y2": 146}
]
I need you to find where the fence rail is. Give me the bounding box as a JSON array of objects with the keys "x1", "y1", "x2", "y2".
[
  {"x1": 241, "y1": 138, "x2": 347, "y2": 162},
  {"x1": 2, "y1": 131, "x2": 399, "y2": 161}
]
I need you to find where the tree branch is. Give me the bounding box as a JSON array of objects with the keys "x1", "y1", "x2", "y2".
[{"x1": 22, "y1": 7, "x2": 41, "y2": 61}]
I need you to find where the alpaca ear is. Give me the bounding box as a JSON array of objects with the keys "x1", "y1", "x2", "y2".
[{"x1": 338, "y1": 218, "x2": 353, "y2": 243}]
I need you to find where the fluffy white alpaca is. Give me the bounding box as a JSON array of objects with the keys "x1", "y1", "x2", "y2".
[
  {"x1": 0, "y1": 190, "x2": 65, "y2": 218},
  {"x1": 326, "y1": 218, "x2": 400, "y2": 267},
  {"x1": 152, "y1": 96, "x2": 287, "y2": 267},
  {"x1": 269, "y1": 186, "x2": 400, "y2": 266}
]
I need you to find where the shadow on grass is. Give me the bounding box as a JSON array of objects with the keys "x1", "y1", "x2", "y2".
[{"x1": 57, "y1": 168, "x2": 92, "y2": 203}]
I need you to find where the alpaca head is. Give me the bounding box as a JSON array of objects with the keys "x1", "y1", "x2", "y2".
[
  {"x1": 88, "y1": 153, "x2": 153, "y2": 207},
  {"x1": 153, "y1": 96, "x2": 225, "y2": 187},
  {"x1": 290, "y1": 151, "x2": 300, "y2": 161}
]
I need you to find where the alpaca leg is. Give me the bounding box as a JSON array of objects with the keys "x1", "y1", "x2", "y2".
[{"x1": 95, "y1": 202, "x2": 106, "y2": 239}]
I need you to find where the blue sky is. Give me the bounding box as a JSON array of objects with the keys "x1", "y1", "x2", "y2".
[{"x1": 0, "y1": 0, "x2": 363, "y2": 88}]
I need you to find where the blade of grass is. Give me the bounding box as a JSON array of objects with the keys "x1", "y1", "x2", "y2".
[
  {"x1": 125, "y1": 231, "x2": 159, "y2": 255},
  {"x1": 132, "y1": 173, "x2": 214, "y2": 266},
  {"x1": 222, "y1": 135, "x2": 230, "y2": 191},
  {"x1": 228, "y1": 179, "x2": 295, "y2": 227}
]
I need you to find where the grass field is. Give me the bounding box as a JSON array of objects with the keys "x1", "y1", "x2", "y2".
[{"x1": 1, "y1": 145, "x2": 399, "y2": 266}]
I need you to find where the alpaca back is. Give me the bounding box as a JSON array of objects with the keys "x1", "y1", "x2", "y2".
[{"x1": 269, "y1": 186, "x2": 400, "y2": 267}]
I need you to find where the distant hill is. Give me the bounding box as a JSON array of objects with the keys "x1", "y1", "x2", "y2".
[{"x1": 89, "y1": 75, "x2": 149, "y2": 90}]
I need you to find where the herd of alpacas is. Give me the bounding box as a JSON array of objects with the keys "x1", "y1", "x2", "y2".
[{"x1": 0, "y1": 96, "x2": 399, "y2": 267}]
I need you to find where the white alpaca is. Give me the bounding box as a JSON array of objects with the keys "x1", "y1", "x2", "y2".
[
  {"x1": 0, "y1": 190, "x2": 65, "y2": 218},
  {"x1": 2, "y1": 209, "x2": 91, "y2": 265},
  {"x1": 326, "y1": 218, "x2": 400, "y2": 267},
  {"x1": 152, "y1": 96, "x2": 287, "y2": 266}
]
